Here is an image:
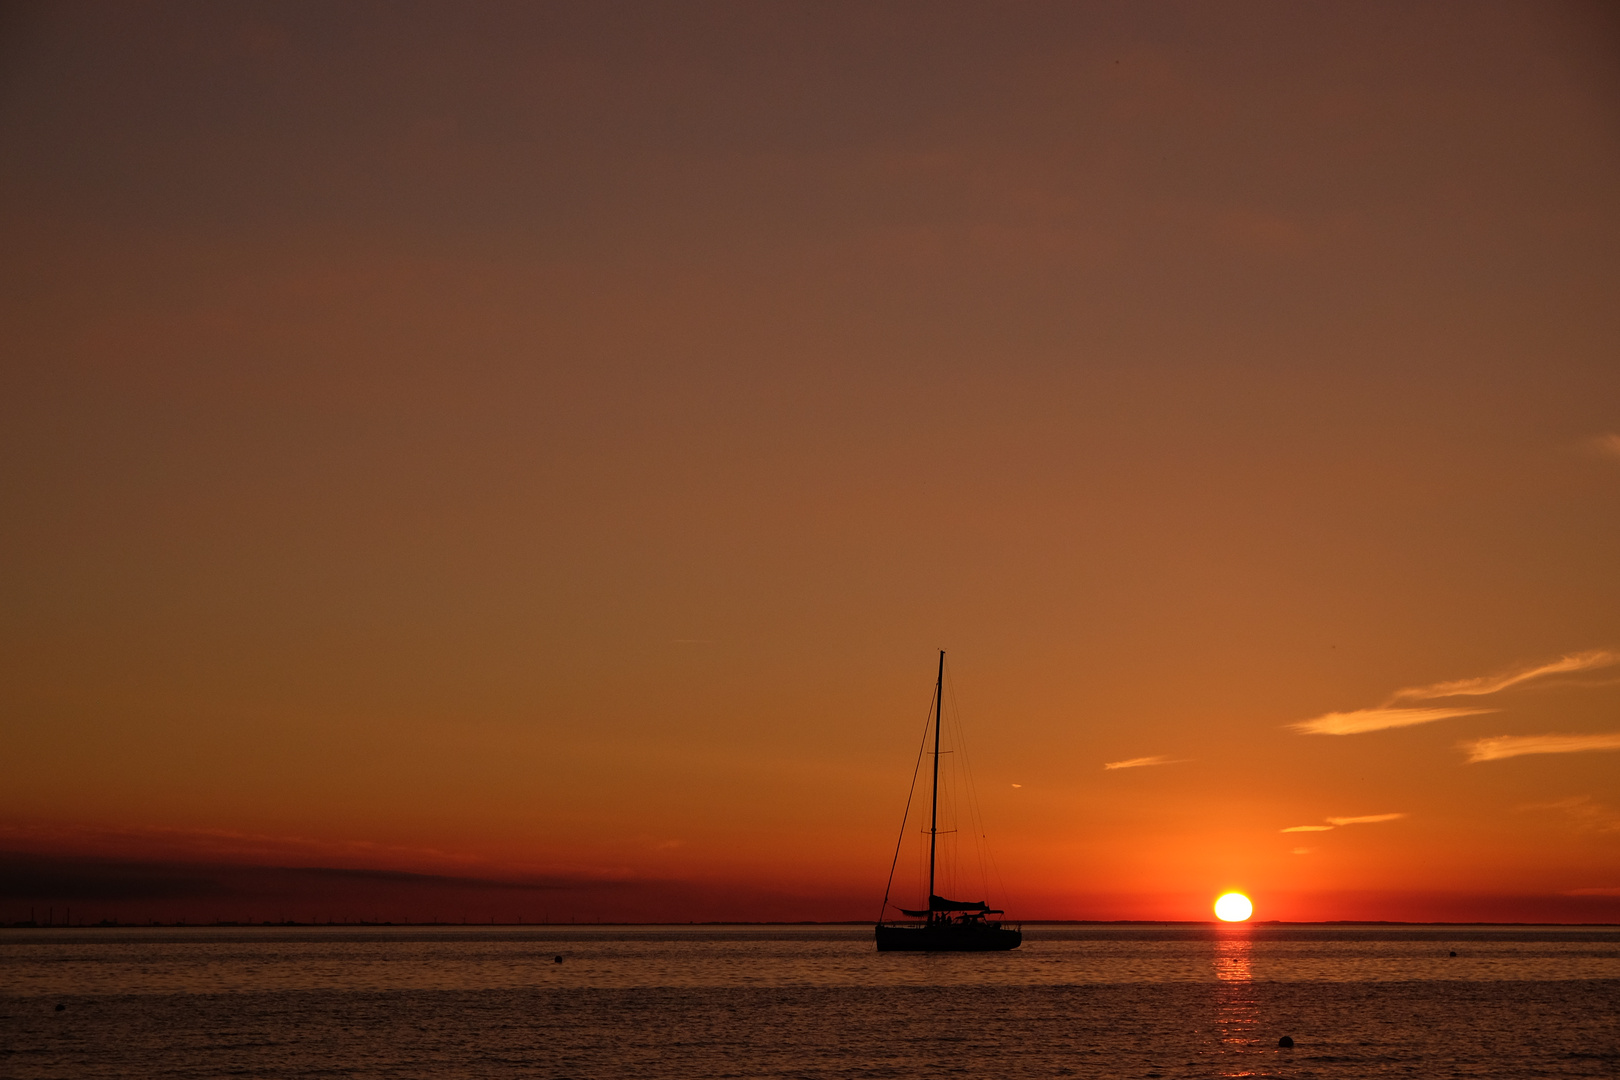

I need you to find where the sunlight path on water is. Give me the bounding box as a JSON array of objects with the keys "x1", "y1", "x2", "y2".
[{"x1": 1214, "y1": 930, "x2": 1259, "y2": 1076}]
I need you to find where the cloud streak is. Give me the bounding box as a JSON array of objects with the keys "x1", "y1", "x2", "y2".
[
  {"x1": 1103, "y1": 755, "x2": 1181, "y2": 770},
  {"x1": 1281, "y1": 813, "x2": 1405, "y2": 832},
  {"x1": 1290, "y1": 648, "x2": 1616, "y2": 737},
  {"x1": 1521, "y1": 796, "x2": 1620, "y2": 834},
  {"x1": 1462, "y1": 733, "x2": 1620, "y2": 763},
  {"x1": 1391, "y1": 650, "x2": 1620, "y2": 702},
  {"x1": 1290, "y1": 706, "x2": 1493, "y2": 736}
]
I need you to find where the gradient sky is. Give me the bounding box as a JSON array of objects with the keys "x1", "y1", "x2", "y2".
[{"x1": 3, "y1": 1, "x2": 1619, "y2": 924}]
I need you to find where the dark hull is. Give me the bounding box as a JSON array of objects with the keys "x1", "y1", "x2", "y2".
[{"x1": 875, "y1": 922, "x2": 1022, "y2": 952}]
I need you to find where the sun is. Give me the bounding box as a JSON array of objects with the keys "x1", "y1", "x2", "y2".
[{"x1": 1214, "y1": 892, "x2": 1253, "y2": 922}]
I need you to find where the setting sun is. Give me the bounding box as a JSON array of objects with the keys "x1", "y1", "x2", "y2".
[{"x1": 1214, "y1": 893, "x2": 1253, "y2": 922}]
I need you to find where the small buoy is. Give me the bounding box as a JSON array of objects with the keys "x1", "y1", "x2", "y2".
[
  {"x1": 1449, "y1": 950, "x2": 1457, "y2": 957},
  {"x1": 55, "y1": 1003, "x2": 65, "y2": 1012},
  {"x1": 1277, "y1": 1036, "x2": 1294, "y2": 1049},
  {"x1": 554, "y1": 955, "x2": 563, "y2": 964}
]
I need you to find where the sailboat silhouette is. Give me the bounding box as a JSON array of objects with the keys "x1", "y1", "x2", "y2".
[{"x1": 875, "y1": 651, "x2": 1021, "y2": 952}]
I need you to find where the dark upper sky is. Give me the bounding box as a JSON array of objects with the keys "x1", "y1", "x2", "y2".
[{"x1": 3, "y1": 1, "x2": 1619, "y2": 921}]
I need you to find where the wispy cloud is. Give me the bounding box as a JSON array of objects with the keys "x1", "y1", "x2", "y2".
[
  {"x1": 1103, "y1": 755, "x2": 1182, "y2": 771},
  {"x1": 1462, "y1": 733, "x2": 1620, "y2": 764},
  {"x1": 1588, "y1": 433, "x2": 1620, "y2": 459},
  {"x1": 1281, "y1": 813, "x2": 1405, "y2": 833},
  {"x1": 1566, "y1": 887, "x2": 1620, "y2": 896},
  {"x1": 1290, "y1": 706, "x2": 1493, "y2": 736},
  {"x1": 1326, "y1": 813, "x2": 1405, "y2": 826},
  {"x1": 1521, "y1": 796, "x2": 1620, "y2": 834},
  {"x1": 1392, "y1": 650, "x2": 1620, "y2": 702},
  {"x1": 1290, "y1": 648, "x2": 1615, "y2": 737}
]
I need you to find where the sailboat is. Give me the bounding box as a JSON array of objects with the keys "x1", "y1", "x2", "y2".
[{"x1": 875, "y1": 651, "x2": 1022, "y2": 952}]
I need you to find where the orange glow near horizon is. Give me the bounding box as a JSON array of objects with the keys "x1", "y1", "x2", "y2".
[{"x1": 2, "y1": 4, "x2": 1620, "y2": 926}]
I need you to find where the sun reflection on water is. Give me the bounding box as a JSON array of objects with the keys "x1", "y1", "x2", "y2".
[{"x1": 1214, "y1": 929, "x2": 1259, "y2": 1076}]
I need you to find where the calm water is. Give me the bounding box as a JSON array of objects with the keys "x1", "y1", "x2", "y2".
[{"x1": 2, "y1": 924, "x2": 1617, "y2": 1078}]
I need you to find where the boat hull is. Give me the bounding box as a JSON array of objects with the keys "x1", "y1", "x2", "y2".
[{"x1": 874, "y1": 922, "x2": 1022, "y2": 952}]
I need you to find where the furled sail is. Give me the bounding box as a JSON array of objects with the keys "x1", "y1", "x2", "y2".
[
  {"x1": 898, "y1": 895, "x2": 998, "y2": 916},
  {"x1": 929, "y1": 895, "x2": 991, "y2": 912}
]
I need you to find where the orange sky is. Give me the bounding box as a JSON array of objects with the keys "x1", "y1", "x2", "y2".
[{"x1": 2, "y1": 1, "x2": 1619, "y2": 924}]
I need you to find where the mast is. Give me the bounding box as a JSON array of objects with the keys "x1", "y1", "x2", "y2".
[{"x1": 927, "y1": 649, "x2": 944, "y2": 924}]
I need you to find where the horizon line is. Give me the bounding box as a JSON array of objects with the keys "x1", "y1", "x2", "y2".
[{"x1": 5, "y1": 918, "x2": 1616, "y2": 929}]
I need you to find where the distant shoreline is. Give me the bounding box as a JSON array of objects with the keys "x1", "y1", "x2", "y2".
[{"x1": 5, "y1": 919, "x2": 1617, "y2": 929}]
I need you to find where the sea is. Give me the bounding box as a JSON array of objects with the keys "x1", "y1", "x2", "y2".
[{"x1": 2, "y1": 923, "x2": 1617, "y2": 1078}]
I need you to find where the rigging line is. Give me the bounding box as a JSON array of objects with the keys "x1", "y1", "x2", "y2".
[
  {"x1": 961, "y1": 682, "x2": 1014, "y2": 914},
  {"x1": 879, "y1": 679, "x2": 939, "y2": 922},
  {"x1": 944, "y1": 668, "x2": 972, "y2": 900},
  {"x1": 984, "y1": 827, "x2": 1013, "y2": 918},
  {"x1": 948, "y1": 695, "x2": 965, "y2": 897},
  {"x1": 943, "y1": 664, "x2": 986, "y2": 895},
  {"x1": 945, "y1": 661, "x2": 1006, "y2": 909}
]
